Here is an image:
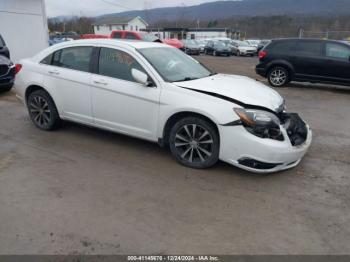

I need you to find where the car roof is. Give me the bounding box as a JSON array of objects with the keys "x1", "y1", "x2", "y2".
[
  {"x1": 271, "y1": 38, "x2": 347, "y2": 44},
  {"x1": 51, "y1": 38, "x2": 170, "y2": 50}
]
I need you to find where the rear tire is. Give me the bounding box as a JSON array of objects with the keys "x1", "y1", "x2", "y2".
[
  {"x1": 169, "y1": 117, "x2": 220, "y2": 169},
  {"x1": 0, "y1": 83, "x2": 13, "y2": 93},
  {"x1": 268, "y1": 66, "x2": 290, "y2": 87},
  {"x1": 27, "y1": 89, "x2": 61, "y2": 131}
]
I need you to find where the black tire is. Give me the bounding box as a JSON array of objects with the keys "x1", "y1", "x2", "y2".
[
  {"x1": 169, "y1": 117, "x2": 220, "y2": 169},
  {"x1": 268, "y1": 66, "x2": 290, "y2": 87},
  {"x1": 0, "y1": 83, "x2": 13, "y2": 93},
  {"x1": 27, "y1": 89, "x2": 61, "y2": 131}
]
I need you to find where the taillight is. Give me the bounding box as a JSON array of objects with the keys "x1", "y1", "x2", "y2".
[
  {"x1": 259, "y1": 51, "x2": 267, "y2": 59},
  {"x1": 15, "y1": 64, "x2": 22, "y2": 74}
]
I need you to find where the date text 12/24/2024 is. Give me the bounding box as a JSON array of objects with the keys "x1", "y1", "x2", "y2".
[{"x1": 128, "y1": 256, "x2": 220, "y2": 261}]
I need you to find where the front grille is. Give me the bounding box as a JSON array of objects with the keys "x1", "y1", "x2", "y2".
[
  {"x1": 281, "y1": 113, "x2": 308, "y2": 146},
  {"x1": 0, "y1": 65, "x2": 9, "y2": 76}
]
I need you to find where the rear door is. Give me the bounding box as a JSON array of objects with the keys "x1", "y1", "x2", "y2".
[
  {"x1": 323, "y1": 42, "x2": 350, "y2": 83},
  {"x1": 290, "y1": 40, "x2": 324, "y2": 79},
  {"x1": 42, "y1": 46, "x2": 94, "y2": 123}
]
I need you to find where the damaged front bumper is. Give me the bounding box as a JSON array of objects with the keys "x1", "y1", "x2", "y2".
[{"x1": 219, "y1": 113, "x2": 312, "y2": 173}]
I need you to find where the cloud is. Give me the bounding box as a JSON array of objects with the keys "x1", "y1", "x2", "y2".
[{"x1": 45, "y1": 0, "x2": 220, "y2": 17}]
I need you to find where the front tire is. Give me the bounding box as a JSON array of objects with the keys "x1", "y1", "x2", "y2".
[
  {"x1": 169, "y1": 117, "x2": 220, "y2": 169},
  {"x1": 268, "y1": 66, "x2": 290, "y2": 87},
  {"x1": 27, "y1": 89, "x2": 61, "y2": 130}
]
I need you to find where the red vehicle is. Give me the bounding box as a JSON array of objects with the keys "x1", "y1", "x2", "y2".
[
  {"x1": 162, "y1": 38, "x2": 184, "y2": 50},
  {"x1": 110, "y1": 30, "x2": 161, "y2": 42},
  {"x1": 81, "y1": 34, "x2": 109, "y2": 39},
  {"x1": 110, "y1": 30, "x2": 184, "y2": 49}
]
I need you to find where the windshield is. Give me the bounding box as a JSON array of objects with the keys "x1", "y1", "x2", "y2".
[
  {"x1": 239, "y1": 41, "x2": 250, "y2": 47},
  {"x1": 214, "y1": 42, "x2": 227, "y2": 48},
  {"x1": 183, "y1": 40, "x2": 198, "y2": 45},
  {"x1": 139, "y1": 47, "x2": 213, "y2": 82}
]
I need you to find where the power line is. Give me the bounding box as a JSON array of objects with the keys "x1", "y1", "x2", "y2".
[{"x1": 98, "y1": 0, "x2": 133, "y2": 11}]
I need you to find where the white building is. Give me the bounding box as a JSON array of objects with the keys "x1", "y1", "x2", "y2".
[
  {"x1": 145, "y1": 28, "x2": 239, "y2": 40},
  {"x1": 93, "y1": 16, "x2": 148, "y2": 35},
  {"x1": 0, "y1": 0, "x2": 48, "y2": 62}
]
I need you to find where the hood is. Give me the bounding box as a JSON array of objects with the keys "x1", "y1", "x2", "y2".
[
  {"x1": 174, "y1": 74, "x2": 284, "y2": 112},
  {"x1": 186, "y1": 44, "x2": 200, "y2": 49},
  {"x1": 216, "y1": 47, "x2": 230, "y2": 51},
  {"x1": 239, "y1": 46, "x2": 256, "y2": 51}
]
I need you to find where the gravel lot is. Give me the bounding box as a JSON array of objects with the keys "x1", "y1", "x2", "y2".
[{"x1": 0, "y1": 55, "x2": 349, "y2": 255}]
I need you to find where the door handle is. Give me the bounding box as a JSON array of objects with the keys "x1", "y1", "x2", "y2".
[
  {"x1": 48, "y1": 70, "x2": 60, "y2": 75},
  {"x1": 93, "y1": 80, "x2": 108, "y2": 85}
]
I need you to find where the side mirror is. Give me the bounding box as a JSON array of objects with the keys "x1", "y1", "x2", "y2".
[{"x1": 131, "y1": 68, "x2": 151, "y2": 86}]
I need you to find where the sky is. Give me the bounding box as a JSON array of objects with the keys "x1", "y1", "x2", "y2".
[{"x1": 45, "y1": 0, "x2": 223, "y2": 17}]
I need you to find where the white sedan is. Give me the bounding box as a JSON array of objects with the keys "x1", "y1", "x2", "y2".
[{"x1": 14, "y1": 39, "x2": 312, "y2": 173}]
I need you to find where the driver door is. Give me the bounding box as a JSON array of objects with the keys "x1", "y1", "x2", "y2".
[{"x1": 90, "y1": 47, "x2": 161, "y2": 140}]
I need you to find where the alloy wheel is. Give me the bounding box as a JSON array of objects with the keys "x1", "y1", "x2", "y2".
[
  {"x1": 174, "y1": 124, "x2": 214, "y2": 164},
  {"x1": 270, "y1": 69, "x2": 287, "y2": 86},
  {"x1": 29, "y1": 95, "x2": 52, "y2": 128}
]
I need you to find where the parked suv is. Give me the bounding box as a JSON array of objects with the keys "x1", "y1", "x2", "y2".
[
  {"x1": 0, "y1": 34, "x2": 10, "y2": 59},
  {"x1": 256, "y1": 39, "x2": 350, "y2": 87},
  {"x1": 0, "y1": 56, "x2": 17, "y2": 92}
]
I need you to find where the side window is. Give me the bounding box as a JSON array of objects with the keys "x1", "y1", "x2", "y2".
[
  {"x1": 269, "y1": 41, "x2": 294, "y2": 53},
  {"x1": 55, "y1": 47, "x2": 93, "y2": 72},
  {"x1": 112, "y1": 32, "x2": 122, "y2": 39},
  {"x1": 326, "y1": 43, "x2": 350, "y2": 60},
  {"x1": 125, "y1": 32, "x2": 137, "y2": 40},
  {"x1": 40, "y1": 53, "x2": 53, "y2": 65},
  {"x1": 52, "y1": 50, "x2": 61, "y2": 67},
  {"x1": 98, "y1": 48, "x2": 146, "y2": 83},
  {"x1": 293, "y1": 41, "x2": 322, "y2": 56}
]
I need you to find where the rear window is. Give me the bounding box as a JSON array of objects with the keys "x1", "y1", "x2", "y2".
[
  {"x1": 125, "y1": 32, "x2": 138, "y2": 40},
  {"x1": 0, "y1": 35, "x2": 5, "y2": 47},
  {"x1": 112, "y1": 32, "x2": 122, "y2": 39},
  {"x1": 293, "y1": 41, "x2": 323, "y2": 56}
]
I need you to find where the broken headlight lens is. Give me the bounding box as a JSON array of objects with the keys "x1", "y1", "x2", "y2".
[{"x1": 234, "y1": 108, "x2": 284, "y2": 141}]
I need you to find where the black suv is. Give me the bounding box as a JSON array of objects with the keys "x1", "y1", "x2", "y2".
[
  {"x1": 0, "y1": 34, "x2": 15, "y2": 92},
  {"x1": 256, "y1": 39, "x2": 350, "y2": 87},
  {"x1": 0, "y1": 34, "x2": 10, "y2": 59}
]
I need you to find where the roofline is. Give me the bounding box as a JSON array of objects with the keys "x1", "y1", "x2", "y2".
[{"x1": 93, "y1": 16, "x2": 148, "y2": 26}]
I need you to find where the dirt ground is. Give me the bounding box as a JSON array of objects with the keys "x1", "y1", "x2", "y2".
[{"x1": 0, "y1": 55, "x2": 349, "y2": 255}]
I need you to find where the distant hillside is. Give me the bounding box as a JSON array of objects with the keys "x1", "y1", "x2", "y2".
[{"x1": 97, "y1": 0, "x2": 350, "y2": 24}]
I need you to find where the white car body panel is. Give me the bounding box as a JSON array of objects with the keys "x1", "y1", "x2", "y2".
[
  {"x1": 14, "y1": 39, "x2": 312, "y2": 173},
  {"x1": 173, "y1": 74, "x2": 284, "y2": 112}
]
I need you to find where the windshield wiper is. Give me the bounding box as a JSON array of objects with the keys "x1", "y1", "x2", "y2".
[
  {"x1": 173, "y1": 77, "x2": 198, "y2": 82},
  {"x1": 208, "y1": 72, "x2": 217, "y2": 76}
]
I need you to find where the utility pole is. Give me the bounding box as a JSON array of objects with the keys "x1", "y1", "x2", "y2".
[{"x1": 299, "y1": 28, "x2": 304, "y2": 38}]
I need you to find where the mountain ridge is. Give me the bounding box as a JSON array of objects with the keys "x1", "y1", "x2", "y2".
[{"x1": 96, "y1": 0, "x2": 350, "y2": 24}]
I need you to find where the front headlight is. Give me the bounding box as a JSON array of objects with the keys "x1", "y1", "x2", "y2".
[{"x1": 234, "y1": 108, "x2": 284, "y2": 141}]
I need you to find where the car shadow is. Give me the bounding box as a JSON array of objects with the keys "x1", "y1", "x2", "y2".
[{"x1": 60, "y1": 120, "x2": 286, "y2": 179}]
